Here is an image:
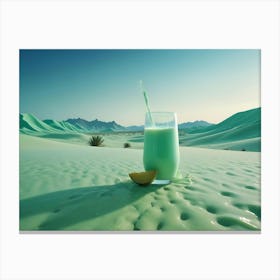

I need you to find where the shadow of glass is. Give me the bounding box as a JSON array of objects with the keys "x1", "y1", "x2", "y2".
[{"x1": 20, "y1": 181, "x2": 163, "y2": 230}]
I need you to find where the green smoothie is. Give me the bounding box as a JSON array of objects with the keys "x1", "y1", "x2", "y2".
[{"x1": 143, "y1": 127, "x2": 180, "y2": 180}]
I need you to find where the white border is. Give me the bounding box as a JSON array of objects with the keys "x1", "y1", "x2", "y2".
[{"x1": 1, "y1": 1, "x2": 279, "y2": 280}]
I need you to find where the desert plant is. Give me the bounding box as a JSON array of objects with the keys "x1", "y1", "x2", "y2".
[
  {"x1": 88, "y1": 135, "x2": 104, "y2": 146},
  {"x1": 124, "y1": 142, "x2": 131, "y2": 148}
]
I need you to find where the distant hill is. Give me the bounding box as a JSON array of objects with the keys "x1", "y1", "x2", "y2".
[
  {"x1": 125, "y1": 125, "x2": 144, "y2": 132},
  {"x1": 19, "y1": 108, "x2": 261, "y2": 151},
  {"x1": 20, "y1": 113, "x2": 84, "y2": 134},
  {"x1": 180, "y1": 107, "x2": 261, "y2": 151},
  {"x1": 20, "y1": 114, "x2": 212, "y2": 134},
  {"x1": 20, "y1": 113, "x2": 90, "y2": 144},
  {"x1": 65, "y1": 118, "x2": 125, "y2": 132},
  {"x1": 20, "y1": 113, "x2": 61, "y2": 134},
  {"x1": 20, "y1": 113, "x2": 127, "y2": 134},
  {"x1": 179, "y1": 120, "x2": 213, "y2": 130},
  {"x1": 125, "y1": 121, "x2": 212, "y2": 132},
  {"x1": 43, "y1": 119, "x2": 82, "y2": 132}
]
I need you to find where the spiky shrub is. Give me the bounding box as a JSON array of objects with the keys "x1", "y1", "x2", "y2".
[
  {"x1": 124, "y1": 142, "x2": 131, "y2": 148},
  {"x1": 89, "y1": 135, "x2": 104, "y2": 146}
]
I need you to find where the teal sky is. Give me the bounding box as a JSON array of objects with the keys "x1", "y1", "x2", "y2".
[{"x1": 20, "y1": 49, "x2": 260, "y2": 126}]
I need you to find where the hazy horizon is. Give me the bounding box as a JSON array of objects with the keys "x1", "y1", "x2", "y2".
[
  {"x1": 20, "y1": 49, "x2": 260, "y2": 126},
  {"x1": 20, "y1": 106, "x2": 261, "y2": 127}
]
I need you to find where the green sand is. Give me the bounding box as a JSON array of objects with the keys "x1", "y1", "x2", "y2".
[
  {"x1": 20, "y1": 134, "x2": 261, "y2": 231},
  {"x1": 20, "y1": 107, "x2": 261, "y2": 152}
]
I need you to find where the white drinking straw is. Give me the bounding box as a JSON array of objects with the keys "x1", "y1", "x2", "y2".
[{"x1": 140, "y1": 80, "x2": 154, "y2": 127}]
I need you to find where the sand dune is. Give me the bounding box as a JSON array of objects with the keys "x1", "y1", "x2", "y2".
[
  {"x1": 20, "y1": 134, "x2": 261, "y2": 231},
  {"x1": 20, "y1": 113, "x2": 82, "y2": 135},
  {"x1": 43, "y1": 119, "x2": 81, "y2": 132},
  {"x1": 20, "y1": 107, "x2": 261, "y2": 152},
  {"x1": 179, "y1": 107, "x2": 261, "y2": 151}
]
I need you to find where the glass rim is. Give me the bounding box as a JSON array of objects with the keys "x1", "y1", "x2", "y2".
[{"x1": 145, "y1": 111, "x2": 176, "y2": 115}]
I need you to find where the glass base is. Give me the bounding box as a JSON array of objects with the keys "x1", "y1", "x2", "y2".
[{"x1": 152, "y1": 179, "x2": 170, "y2": 185}]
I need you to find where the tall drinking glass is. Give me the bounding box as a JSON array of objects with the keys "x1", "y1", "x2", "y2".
[{"x1": 143, "y1": 112, "x2": 180, "y2": 183}]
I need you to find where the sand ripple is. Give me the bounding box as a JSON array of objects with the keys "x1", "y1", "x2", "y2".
[{"x1": 20, "y1": 135, "x2": 261, "y2": 231}]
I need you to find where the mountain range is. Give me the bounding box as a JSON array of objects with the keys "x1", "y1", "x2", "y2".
[
  {"x1": 65, "y1": 118, "x2": 125, "y2": 132},
  {"x1": 20, "y1": 114, "x2": 213, "y2": 134},
  {"x1": 19, "y1": 107, "x2": 261, "y2": 151}
]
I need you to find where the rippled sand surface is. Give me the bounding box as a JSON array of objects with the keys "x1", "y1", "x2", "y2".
[{"x1": 20, "y1": 135, "x2": 261, "y2": 231}]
